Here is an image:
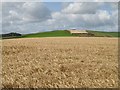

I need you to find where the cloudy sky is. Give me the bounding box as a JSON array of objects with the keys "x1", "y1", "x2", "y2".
[{"x1": 2, "y1": 2, "x2": 118, "y2": 34}]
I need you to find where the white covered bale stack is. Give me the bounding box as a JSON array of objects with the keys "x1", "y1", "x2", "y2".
[
  {"x1": 69, "y1": 30, "x2": 88, "y2": 34},
  {"x1": 68, "y1": 30, "x2": 90, "y2": 36}
]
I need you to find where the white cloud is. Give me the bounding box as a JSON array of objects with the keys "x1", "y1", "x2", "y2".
[
  {"x1": 2, "y1": 2, "x2": 51, "y2": 25},
  {"x1": 2, "y1": 0, "x2": 120, "y2": 2},
  {"x1": 2, "y1": 2, "x2": 118, "y2": 34},
  {"x1": 60, "y1": 2, "x2": 118, "y2": 31},
  {"x1": 51, "y1": 10, "x2": 115, "y2": 28},
  {"x1": 2, "y1": 2, "x2": 52, "y2": 33},
  {"x1": 61, "y1": 3, "x2": 102, "y2": 14}
]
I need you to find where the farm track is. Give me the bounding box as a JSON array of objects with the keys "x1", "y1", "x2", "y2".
[{"x1": 1, "y1": 37, "x2": 119, "y2": 88}]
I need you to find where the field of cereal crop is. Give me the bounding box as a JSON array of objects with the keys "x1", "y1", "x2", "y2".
[{"x1": 2, "y1": 37, "x2": 118, "y2": 88}]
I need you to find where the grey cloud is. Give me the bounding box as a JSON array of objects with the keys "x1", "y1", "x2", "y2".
[
  {"x1": 22, "y1": 2, "x2": 51, "y2": 22},
  {"x1": 2, "y1": 2, "x2": 51, "y2": 26}
]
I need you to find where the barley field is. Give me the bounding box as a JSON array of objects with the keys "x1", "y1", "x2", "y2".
[{"x1": 2, "y1": 37, "x2": 118, "y2": 88}]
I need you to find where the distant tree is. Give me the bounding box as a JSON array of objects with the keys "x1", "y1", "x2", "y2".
[{"x1": 2, "y1": 32, "x2": 22, "y2": 38}]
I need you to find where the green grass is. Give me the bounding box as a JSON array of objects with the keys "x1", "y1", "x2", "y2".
[
  {"x1": 2, "y1": 30, "x2": 120, "y2": 39},
  {"x1": 87, "y1": 30, "x2": 120, "y2": 37},
  {"x1": 22, "y1": 30, "x2": 76, "y2": 38},
  {"x1": 22, "y1": 30, "x2": 120, "y2": 38}
]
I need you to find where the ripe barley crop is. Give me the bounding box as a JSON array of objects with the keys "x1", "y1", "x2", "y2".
[{"x1": 2, "y1": 37, "x2": 118, "y2": 88}]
